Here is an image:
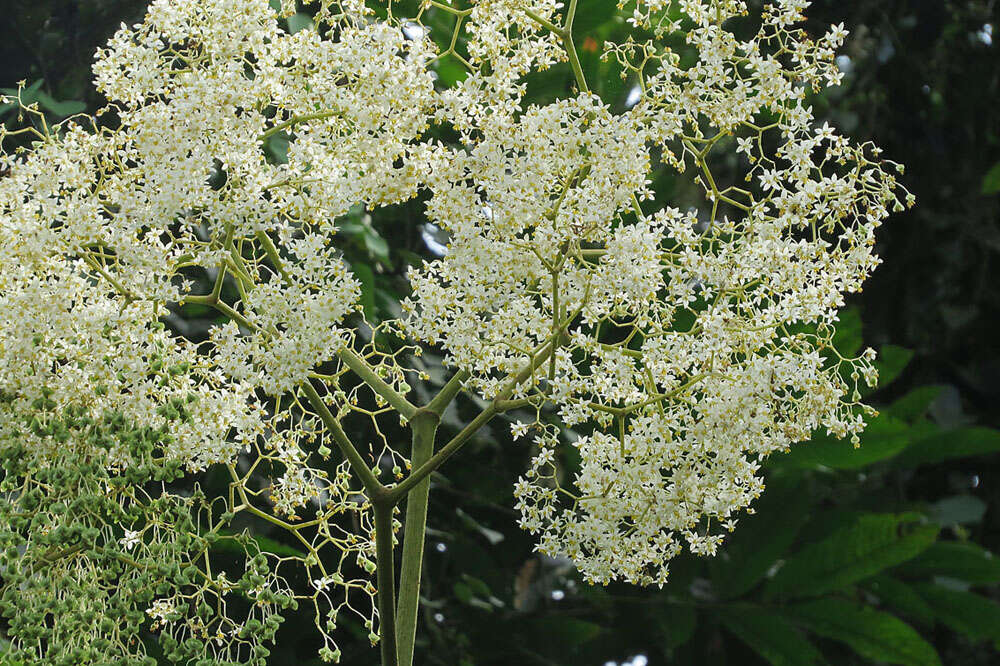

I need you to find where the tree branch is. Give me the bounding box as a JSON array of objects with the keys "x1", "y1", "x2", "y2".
[
  {"x1": 300, "y1": 381, "x2": 385, "y2": 496},
  {"x1": 387, "y1": 338, "x2": 556, "y2": 504}
]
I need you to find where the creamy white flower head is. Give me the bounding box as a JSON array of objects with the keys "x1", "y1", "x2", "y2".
[{"x1": 1, "y1": 0, "x2": 912, "y2": 659}]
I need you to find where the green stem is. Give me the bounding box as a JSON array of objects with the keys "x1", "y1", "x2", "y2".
[
  {"x1": 373, "y1": 500, "x2": 399, "y2": 666},
  {"x1": 523, "y1": 7, "x2": 563, "y2": 35},
  {"x1": 395, "y1": 412, "x2": 439, "y2": 666},
  {"x1": 254, "y1": 230, "x2": 293, "y2": 284},
  {"x1": 426, "y1": 369, "x2": 469, "y2": 416},
  {"x1": 388, "y1": 338, "x2": 557, "y2": 503},
  {"x1": 300, "y1": 381, "x2": 384, "y2": 496},
  {"x1": 258, "y1": 109, "x2": 341, "y2": 141},
  {"x1": 337, "y1": 347, "x2": 418, "y2": 420},
  {"x1": 562, "y1": 0, "x2": 590, "y2": 93},
  {"x1": 255, "y1": 229, "x2": 417, "y2": 420}
]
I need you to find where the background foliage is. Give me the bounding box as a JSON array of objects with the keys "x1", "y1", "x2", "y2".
[{"x1": 1, "y1": 0, "x2": 998, "y2": 664}]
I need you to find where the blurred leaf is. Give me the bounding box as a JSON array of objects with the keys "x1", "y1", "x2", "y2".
[
  {"x1": 717, "y1": 606, "x2": 823, "y2": 666},
  {"x1": 874, "y1": 345, "x2": 913, "y2": 389},
  {"x1": 894, "y1": 542, "x2": 1000, "y2": 584},
  {"x1": 765, "y1": 514, "x2": 939, "y2": 600},
  {"x1": 213, "y1": 532, "x2": 306, "y2": 559},
  {"x1": 455, "y1": 507, "x2": 504, "y2": 545},
  {"x1": 982, "y1": 160, "x2": 1000, "y2": 194},
  {"x1": 453, "y1": 581, "x2": 494, "y2": 611},
  {"x1": 286, "y1": 13, "x2": 314, "y2": 33},
  {"x1": 790, "y1": 598, "x2": 941, "y2": 666},
  {"x1": 572, "y1": 0, "x2": 619, "y2": 37},
  {"x1": 362, "y1": 228, "x2": 392, "y2": 268},
  {"x1": 862, "y1": 575, "x2": 936, "y2": 627},
  {"x1": 832, "y1": 307, "x2": 863, "y2": 357},
  {"x1": 926, "y1": 385, "x2": 970, "y2": 429},
  {"x1": 0, "y1": 81, "x2": 83, "y2": 118},
  {"x1": 911, "y1": 583, "x2": 1000, "y2": 642},
  {"x1": 264, "y1": 134, "x2": 289, "y2": 164},
  {"x1": 33, "y1": 90, "x2": 84, "y2": 116},
  {"x1": 927, "y1": 495, "x2": 987, "y2": 527},
  {"x1": 710, "y1": 476, "x2": 809, "y2": 598},
  {"x1": 434, "y1": 57, "x2": 468, "y2": 87},
  {"x1": 895, "y1": 427, "x2": 1000, "y2": 466},
  {"x1": 1, "y1": 79, "x2": 44, "y2": 101},
  {"x1": 351, "y1": 262, "x2": 377, "y2": 321},
  {"x1": 2, "y1": 81, "x2": 43, "y2": 95},
  {"x1": 886, "y1": 386, "x2": 944, "y2": 422},
  {"x1": 649, "y1": 604, "x2": 696, "y2": 651},
  {"x1": 775, "y1": 414, "x2": 909, "y2": 470},
  {"x1": 530, "y1": 616, "x2": 602, "y2": 648}
]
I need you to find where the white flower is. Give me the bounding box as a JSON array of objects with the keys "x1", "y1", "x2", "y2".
[{"x1": 118, "y1": 530, "x2": 141, "y2": 551}]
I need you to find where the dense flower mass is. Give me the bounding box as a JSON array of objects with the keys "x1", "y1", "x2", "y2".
[{"x1": 0, "y1": 0, "x2": 911, "y2": 662}]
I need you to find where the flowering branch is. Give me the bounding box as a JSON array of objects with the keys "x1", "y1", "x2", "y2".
[{"x1": 0, "y1": 1, "x2": 914, "y2": 664}]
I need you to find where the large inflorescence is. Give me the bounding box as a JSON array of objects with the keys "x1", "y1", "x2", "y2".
[{"x1": 0, "y1": 0, "x2": 912, "y2": 662}]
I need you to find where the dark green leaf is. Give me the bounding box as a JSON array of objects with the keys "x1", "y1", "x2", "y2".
[
  {"x1": 710, "y1": 476, "x2": 809, "y2": 598},
  {"x1": 885, "y1": 386, "x2": 944, "y2": 422},
  {"x1": 1, "y1": 79, "x2": 44, "y2": 99},
  {"x1": 351, "y1": 262, "x2": 377, "y2": 321},
  {"x1": 286, "y1": 13, "x2": 314, "y2": 33},
  {"x1": 895, "y1": 427, "x2": 1000, "y2": 466},
  {"x1": 765, "y1": 514, "x2": 939, "y2": 600},
  {"x1": 894, "y1": 542, "x2": 1000, "y2": 584},
  {"x1": 650, "y1": 604, "x2": 697, "y2": 651},
  {"x1": 982, "y1": 161, "x2": 1000, "y2": 194},
  {"x1": 434, "y1": 57, "x2": 468, "y2": 87},
  {"x1": 264, "y1": 134, "x2": 289, "y2": 164},
  {"x1": 790, "y1": 598, "x2": 941, "y2": 666},
  {"x1": 213, "y1": 532, "x2": 306, "y2": 559},
  {"x1": 717, "y1": 606, "x2": 823, "y2": 666},
  {"x1": 874, "y1": 345, "x2": 913, "y2": 389},
  {"x1": 832, "y1": 307, "x2": 863, "y2": 357},
  {"x1": 912, "y1": 583, "x2": 1000, "y2": 642},
  {"x1": 530, "y1": 617, "x2": 602, "y2": 647},
  {"x1": 572, "y1": 0, "x2": 619, "y2": 37},
  {"x1": 775, "y1": 414, "x2": 909, "y2": 470},
  {"x1": 861, "y1": 575, "x2": 936, "y2": 626},
  {"x1": 453, "y1": 581, "x2": 474, "y2": 604},
  {"x1": 33, "y1": 90, "x2": 85, "y2": 116}
]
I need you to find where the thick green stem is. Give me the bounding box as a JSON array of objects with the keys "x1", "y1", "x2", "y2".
[
  {"x1": 395, "y1": 412, "x2": 439, "y2": 666},
  {"x1": 373, "y1": 501, "x2": 399, "y2": 666},
  {"x1": 388, "y1": 338, "x2": 557, "y2": 503}
]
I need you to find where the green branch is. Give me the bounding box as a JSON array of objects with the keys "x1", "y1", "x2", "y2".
[
  {"x1": 258, "y1": 109, "x2": 341, "y2": 141},
  {"x1": 425, "y1": 368, "x2": 470, "y2": 416},
  {"x1": 561, "y1": 0, "x2": 590, "y2": 93},
  {"x1": 387, "y1": 338, "x2": 556, "y2": 503},
  {"x1": 337, "y1": 347, "x2": 418, "y2": 420},
  {"x1": 300, "y1": 381, "x2": 384, "y2": 496}
]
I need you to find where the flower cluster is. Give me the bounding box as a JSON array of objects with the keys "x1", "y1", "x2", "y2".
[
  {"x1": 400, "y1": 0, "x2": 911, "y2": 584},
  {"x1": 1, "y1": 0, "x2": 912, "y2": 660}
]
